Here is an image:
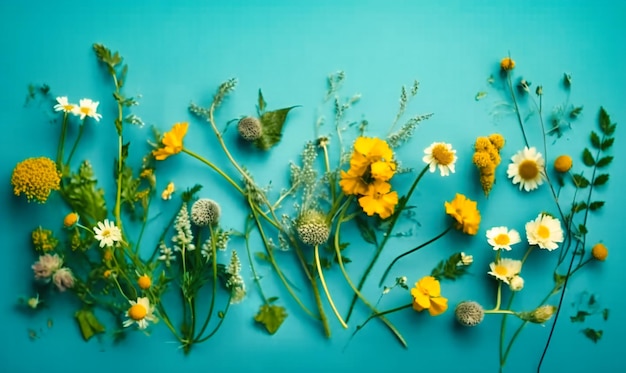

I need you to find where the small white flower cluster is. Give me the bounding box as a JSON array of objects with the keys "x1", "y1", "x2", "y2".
[
  {"x1": 31, "y1": 253, "x2": 75, "y2": 292},
  {"x1": 200, "y1": 228, "x2": 231, "y2": 260},
  {"x1": 53, "y1": 96, "x2": 102, "y2": 121},
  {"x1": 158, "y1": 243, "x2": 175, "y2": 267},
  {"x1": 225, "y1": 251, "x2": 246, "y2": 304},
  {"x1": 172, "y1": 205, "x2": 195, "y2": 252}
]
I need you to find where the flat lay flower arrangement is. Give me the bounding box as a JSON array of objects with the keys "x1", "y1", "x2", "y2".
[{"x1": 12, "y1": 45, "x2": 616, "y2": 371}]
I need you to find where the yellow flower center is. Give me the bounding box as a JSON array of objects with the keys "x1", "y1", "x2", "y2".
[
  {"x1": 494, "y1": 233, "x2": 510, "y2": 246},
  {"x1": 537, "y1": 225, "x2": 550, "y2": 239},
  {"x1": 138, "y1": 275, "x2": 152, "y2": 290},
  {"x1": 63, "y1": 104, "x2": 74, "y2": 111},
  {"x1": 518, "y1": 160, "x2": 539, "y2": 180},
  {"x1": 80, "y1": 107, "x2": 91, "y2": 115},
  {"x1": 494, "y1": 265, "x2": 508, "y2": 276},
  {"x1": 101, "y1": 229, "x2": 112, "y2": 238},
  {"x1": 431, "y1": 144, "x2": 454, "y2": 166},
  {"x1": 128, "y1": 304, "x2": 147, "y2": 321}
]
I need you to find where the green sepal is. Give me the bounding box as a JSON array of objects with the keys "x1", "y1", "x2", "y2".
[
  {"x1": 254, "y1": 304, "x2": 288, "y2": 334},
  {"x1": 75, "y1": 308, "x2": 106, "y2": 341},
  {"x1": 254, "y1": 106, "x2": 298, "y2": 150}
]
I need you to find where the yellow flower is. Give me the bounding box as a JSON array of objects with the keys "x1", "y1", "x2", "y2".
[
  {"x1": 591, "y1": 243, "x2": 608, "y2": 261},
  {"x1": 500, "y1": 57, "x2": 515, "y2": 71},
  {"x1": 445, "y1": 194, "x2": 481, "y2": 235},
  {"x1": 473, "y1": 134, "x2": 504, "y2": 196},
  {"x1": 32, "y1": 226, "x2": 59, "y2": 253},
  {"x1": 410, "y1": 276, "x2": 448, "y2": 316},
  {"x1": 348, "y1": 137, "x2": 394, "y2": 175},
  {"x1": 369, "y1": 160, "x2": 396, "y2": 181},
  {"x1": 11, "y1": 157, "x2": 61, "y2": 203},
  {"x1": 357, "y1": 180, "x2": 398, "y2": 219},
  {"x1": 152, "y1": 122, "x2": 189, "y2": 160},
  {"x1": 63, "y1": 212, "x2": 79, "y2": 228},
  {"x1": 137, "y1": 274, "x2": 152, "y2": 290},
  {"x1": 423, "y1": 142, "x2": 457, "y2": 176},
  {"x1": 161, "y1": 182, "x2": 175, "y2": 200},
  {"x1": 339, "y1": 168, "x2": 369, "y2": 195},
  {"x1": 554, "y1": 155, "x2": 573, "y2": 173}
]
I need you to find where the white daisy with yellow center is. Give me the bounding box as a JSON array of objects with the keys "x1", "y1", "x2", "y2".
[
  {"x1": 93, "y1": 219, "x2": 122, "y2": 248},
  {"x1": 53, "y1": 96, "x2": 77, "y2": 113},
  {"x1": 72, "y1": 98, "x2": 102, "y2": 121},
  {"x1": 488, "y1": 258, "x2": 522, "y2": 284},
  {"x1": 525, "y1": 213, "x2": 564, "y2": 251},
  {"x1": 123, "y1": 297, "x2": 157, "y2": 329},
  {"x1": 486, "y1": 226, "x2": 521, "y2": 251},
  {"x1": 423, "y1": 142, "x2": 457, "y2": 176},
  {"x1": 506, "y1": 147, "x2": 545, "y2": 191}
]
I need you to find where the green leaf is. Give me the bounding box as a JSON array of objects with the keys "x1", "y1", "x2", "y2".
[
  {"x1": 599, "y1": 107, "x2": 616, "y2": 136},
  {"x1": 596, "y1": 156, "x2": 613, "y2": 168},
  {"x1": 581, "y1": 328, "x2": 603, "y2": 343},
  {"x1": 563, "y1": 73, "x2": 572, "y2": 88},
  {"x1": 569, "y1": 106, "x2": 583, "y2": 119},
  {"x1": 75, "y1": 309, "x2": 106, "y2": 341},
  {"x1": 582, "y1": 148, "x2": 595, "y2": 166},
  {"x1": 254, "y1": 106, "x2": 298, "y2": 150},
  {"x1": 602, "y1": 308, "x2": 609, "y2": 321},
  {"x1": 589, "y1": 201, "x2": 605, "y2": 211},
  {"x1": 601, "y1": 137, "x2": 614, "y2": 150},
  {"x1": 355, "y1": 216, "x2": 378, "y2": 245},
  {"x1": 254, "y1": 304, "x2": 287, "y2": 334},
  {"x1": 267, "y1": 296, "x2": 279, "y2": 304},
  {"x1": 590, "y1": 131, "x2": 601, "y2": 149},
  {"x1": 62, "y1": 161, "x2": 107, "y2": 226},
  {"x1": 181, "y1": 184, "x2": 203, "y2": 203},
  {"x1": 570, "y1": 310, "x2": 590, "y2": 323},
  {"x1": 254, "y1": 252, "x2": 270, "y2": 262},
  {"x1": 430, "y1": 252, "x2": 468, "y2": 281},
  {"x1": 593, "y1": 173, "x2": 609, "y2": 186},
  {"x1": 572, "y1": 174, "x2": 590, "y2": 188},
  {"x1": 257, "y1": 89, "x2": 267, "y2": 113},
  {"x1": 578, "y1": 224, "x2": 588, "y2": 236},
  {"x1": 572, "y1": 201, "x2": 587, "y2": 213}
]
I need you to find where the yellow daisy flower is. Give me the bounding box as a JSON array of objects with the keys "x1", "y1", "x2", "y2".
[
  {"x1": 72, "y1": 98, "x2": 102, "y2": 121},
  {"x1": 444, "y1": 193, "x2": 481, "y2": 235},
  {"x1": 123, "y1": 297, "x2": 157, "y2": 329},
  {"x1": 488, "y1": 258, "x2": 522, "y2": 284}
]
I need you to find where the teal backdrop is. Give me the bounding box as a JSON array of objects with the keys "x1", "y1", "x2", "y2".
[{"x1": 1, "y1": 1, "x2": 624, "y2": 372}]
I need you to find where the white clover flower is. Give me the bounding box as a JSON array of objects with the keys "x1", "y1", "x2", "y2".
[
  {"x1": 488, "y1": 258, "x2": 522, "y2": 284},
  {"x1": 123, "y1": 297, "x2": 157, "y2": 330},
  {"x1": 525, "y1": 213, "x2": 564, "y2": 251},
  {"x1": 53, "y1": 96, "x2": 77, "y2": 113},
  {"x1": 486, "y1": 226, "x2": 521, "y2": 251},
  {"x1": 93, "y1": 219, "x2": 122, "y2": 248},
  {"x1": 52, "y1": 267, "x2": 75, "y2": 292},
  {"x1": 423, "y1": 142, "x2": 457, "y2": 176},
  {"x1": 32, "y1": 253, "x2": 63, "y2": 280},
  {"x1": 72, "y1": 98, "x2": 102, "y2": 121},
  {"x1": 507, "y1": 147, "x2": 546, "y2": 192}
]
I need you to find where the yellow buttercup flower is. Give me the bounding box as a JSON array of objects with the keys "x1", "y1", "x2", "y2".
[
  {"x1": 152, "y1": 122, "x2": 189, "y2": 160},
  {"x1": 357, "y1": 180, "x2": 398, "y2": 219},
  {"x1": 500, "y1": 57, "x2": 515, "y2": 71},
  {"x1": 11, "y1": 157, "x2": 61, "y2": 203},
  {"x1": 410, "y1": 276, "x2": 448, "y2": 316},
  {"x1": 445, "y1": 193, "x2": 481, "y2": 235}
]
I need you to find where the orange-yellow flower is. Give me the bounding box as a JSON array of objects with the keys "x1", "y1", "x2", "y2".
[
  {"x1": 500, "y1": 57, "x2": 515, "y2": 71},
  {"x1": 152, "y1": 122, "x2": 189, "y2": 160},
  {"x1": 349, "y1": 137, "x2": 394, "y2": 175},
  {"x1": 411, "y1": 276, "x2": 448, "y2": 316},
  {"x1": 370, "y1": 160, "x2": 396, "y2": 181},
  {"x1": 445, "y1": 193, "x2": 481, "y2": 235},
  {"x1": 339, "y1": 168, "x2": 368, "y2": 195},
  {"x1": 591, "y1": 243, "x2": 608, "y2": 261},
  {"x1": 357, "y1": 180, "x2": 398, "y2": 219}
]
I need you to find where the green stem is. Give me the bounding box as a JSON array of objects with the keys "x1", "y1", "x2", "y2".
[
  {"x1": 182, "y1": 148, "x2": 244, "y2": 195},
  {"x1": 315, "y1": 245, "x2": 348, "y2": 329},
  {"x1": 194, "y1": 225, "x2": 219, "y2": 340},
  {"x1": 66, "y1": 119, "x2": 87, "y2": 165},
  {"x1": 56, "y1": 113, "x2": 69, "y2": 169},
  {"x1": 499, "y1": 293, "x2": 516, "y2": 370},
  {"x1": 506, "y1": 72, "x2": 529, "y2": 148},
  {"x1": 353, "y1": 303, "x2": 412, "y2": 335}
]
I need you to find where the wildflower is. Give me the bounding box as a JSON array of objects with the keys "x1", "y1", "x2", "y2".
[
  {"x1": 455, "y1": 301, "x2": 484, "y2": 326},
  {"x1": 172, "y1": 205, "x2": 195, "y2": 251},
  {"x1": 161, "y1": 182, "x2": 175, "y2": 200},
  {"x1": 501, "y1": 57, "x2": 515, "y2": 71},
  {"x1": 525, "y1": 213, "x2": 564, "y2": 251},
  {"x1": 72, "y1": 98, "x2": 102, "y2": 121},
  {"x1": 32, "y1": 227, "x2": 59, "y2": 253},
  {"x1": 237, "y1": 116, "x2": 263, "y2": 141},
  {"x1": 225, "y1": 251, "x2": 246, "y2": 304},
  {"x1": 591, "y1": 243, "x2": 608, "y2": 261},
  {"x1": 473, "y1": 134, "x2": 504, "y2": 195},
  {"x1": 507, "y1": 147, "x2": 546, "y2": 192},
  {"x1": 158, "y1": 243, "x2": 175, "y2": 266},
  {"x1": 63, "y1": 212, "x2": 79, "y2": 228},
  {"x1": 410, "y1": 276, "x2": 448, "y2": 316},
  {"x1": 519, "y1": 305, "x2": 557, "y2": 324},
  {"x1": 26, "y1": 294, "x2": 43, "y2": 310},
  {"x1": 52, "y1": 267, "x2": 75, "y2": 292},
  {"x1": 486, "y1": 226, "x2": 521, "y2": 251},
  {"x1": 358, "y1": 180, "x2": 399, "y2": 219},
  {"x1": 488, "y1": 258, "x2": 522, "y2": 284},
  {"x1": 369, "y1": 160, "x2": 396, "y2": 181},
  {"x1": 458, "y1": 252, "x2": 473, "y2": 266},
  {"x1": 11, "y1": 157, "x2": 61, "y2": 203},
  {"x1": 53, "y1": 96, "x2": 77, "y2": 113},
  {"x1": 103, "y1": 269, "x2": 113, "y2": 279},
  {"x1": 152, "y1": 122, "x2": 189, "y2": 160},
  {"x1": 351, "y1": 137, "x2": 393, "y2": 172},
  {"x1": 423, "y1": 142, "x2": 457, "y2": 176},
  {"x1": 509, "y1": 275, "x2": 524, "y2": 291},
  {"x1": 137, "y1": 274, "x2": 152, "y2": 290},
  {"x1": 93, "y1": 219, "x2": 123, "y2": 248},
  {"x1": 32, "y1": 253, "x2": 63, "y2": 280},
  {"x1": 123, "y1": 297, "x2": 157, "y2": 329},
  {"x1": 444, "y1": 194, "x2": 481, "y2": 235},
  {"x1": 296, "y1": 210, "x2": 331, "y2": 246},
  {"x1": 554, "y1": 155, "x2": 573, "y2": 173},
  {"x1": 190, "y1": 198, "x2": 221, "y2": 226},
  {"x1": 339, "y1": 168, "x2": 368, "y2": 195}
]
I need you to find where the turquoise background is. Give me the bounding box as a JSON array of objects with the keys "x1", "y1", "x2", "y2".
[{"x1": 1, "y1": 1, "x2": 624, "y2": 372}]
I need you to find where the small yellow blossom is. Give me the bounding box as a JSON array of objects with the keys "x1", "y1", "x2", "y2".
[
  {"x1": 137, "y1": 274, "x2": 152, "y2": 290},
  {"x1": 31, "y1": 226, "x2": 59, "y2": 253},
  {"x1": 591, "y1": 243, "x2": 608, "y2": 261},
  {"x1": 161, "y1": 182, "x2": 175, "y2": 200},
  {"x1": 500, "y1": 57, "x2": 515, "y2": 71},
  {"x1": 445, "y1": 194, "x2": 481, "y2": 235},
  {"x1": 63, "y1": 212, "x2": 79, "y2": 228},
  {"x1": 473, "y1": 134, "x2": 505, "y2": 196},
  {"x1": 554, "y1": 155, "x2": 573, "y2": 173},
  {"x1": 410, "y1": 276, "x2": 448, "y2": 316},
  {"x1": 152, "y1": 122, "x2": 189, "y2": 160},
  {"x1": 103, "y1": 269, "x2": 113, "y2": 279},
  {"x1": 358, "y1": 180, "x2": 399, "y2": 219},
  {"x1": 339, "y1": 168, "x2": 368, "y2": 195},
  {"x1": 11, "y1": 157, "x2": 61, "y2": 203}
]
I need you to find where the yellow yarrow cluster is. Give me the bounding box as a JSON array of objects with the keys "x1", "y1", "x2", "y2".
[
  {"x1": 339, "y1": 137, "x2": 398, "y2": 219},
  {"x1": 472, "y1": 134, "x2": 505, "y2": 196},
  {"x1": 32, "y1": 226, "x2": 59, "y2": 253},
  {"x1": 11, "y1": 157, "x2": 61, "y2": 203}
]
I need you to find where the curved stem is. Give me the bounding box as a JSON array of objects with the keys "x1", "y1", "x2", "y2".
[
  {"x1": 66, "y1": 119, "x2": 87, "y2": 165},
  {"x1": 182, "y1": 148, "x2": 244, "y2": 195},
  {"x1": 379, "y1": 225, "x2": 453, "y2": 286},
  {"x1": 353, "y1": 303, "x2": 412, "y2": 335},
  {"x1": 506, "y1": 72, "x2": 529, "y2": 147},
  {"x1": 315, "y1": 245, "x2": 348, "y2": 329}
]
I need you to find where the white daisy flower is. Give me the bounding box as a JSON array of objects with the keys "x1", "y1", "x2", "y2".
[
  {"x1": 53, "y1": 96, "x2": 77, "y2": 113},
  {"x1": 423, "y1": 142, "x2": 457, "y2": 176},
  {"x1": 486, "y1": 226, "x2": 521, "y2": 251},
  {"x1": 458, "y1": 252, "x2": 473, "y2": 266},
  {"x1": 72, "y1": 98, "x2": 102, "y2": 121},
  {"x1": 506, "y1": 147, "x2": 546, "y2": 191},
  {"x1": 93, "y1": 219, "x2": 122, "y2": 248},
  {"x1": 488, "y1": 258, "x2": 522, "y2": 284},
  {"x1": 525, "y1": 213, "x2": 564, "y2": 251},
  {"x1": 123, "y1": 297, "x2": 157, "y2": 329}
]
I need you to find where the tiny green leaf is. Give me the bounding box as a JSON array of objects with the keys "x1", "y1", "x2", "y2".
[
  {"x1": 572, "y1": 201, "x2": 587, "y2": 213},
  {"x1": 589, "y1": 201, "x2": 605, "y2": 211},
  {"x1": 267, "y1": 296, "x2": 279, "y2": 303},
  {"x1": 578, "y1": 224, "x2": 588, "y2": 235},
  {"x1": 75, "y1": 309, "x2": 106, "y2": 341},
  {"x1": 569, "y1": 106, "x2": 583, "y2": 119},
  {"x1": 581, "y1": 328, "x2": 603, "y2": 343},
  {"x1": 600, "y1": 137, "x2": 614, "y2": 150},
  {"x1": 590, "y1": 131, "x2": 601, "y2": 149},
  {"x1": 595, "y1": 155, "x2": 613, "y2": 168},
  {"x1": 475, "y1": 91, "x2": 487, "y2": 101},
  {"x1": 602, "y1": 308, "x2": 609, "y2": 321},
  {"x1": 582, "y1": 148, "x2": 595, "y2": 166},
  {"x1": 257, "y1": 89, "x2": 267, "y2": 113},
  {"x1": 593, "y1": 173, "x2": 609, "y2": 186},
  {"x1": 254, "y1": 106, "x2": 298, "y2": 150},
  {"x1": 572, "y1": 174, "x2": 590, "y2": 188},
  {"x1": 356, "y1": 216, "x2": 378, "y2": 245},
  {"x1": 598, "y1": 107, "x2": 616, "y2": 136},
  {"x1": 570, "y1": 311, "x2": 590, "y2": 323},
  {"x1": 254, "y1": 304, "x2": 288, "y2": 334},
  {"x1": 563, "y1": 73, "x2": 572, "y2": 88},
  {"x1": 254, "y1": 252, "x2": 270, "y2": 262}
]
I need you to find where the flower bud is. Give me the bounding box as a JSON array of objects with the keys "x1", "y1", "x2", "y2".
[
  {"x1": 519, "y1": 305, "x2": 556, "y2": 324},
  {"x1": 591, "y1": 243, "x2": 608, "y2": 261},
  {"x1": 455, "y1": 301, "x2": 484, "y2": 327},
  {"x1": 500, "y1": 57, "x2": 515, "y2": 71},
  {"x1": 553, "y1": 155, "x2": 573, "y2": 173},
  {"x1": 509, "y1": 275, "x2": 524, "y2": 291},
  {"x1": 191, "y1": 198, "x2": 221, "y2": 226}
]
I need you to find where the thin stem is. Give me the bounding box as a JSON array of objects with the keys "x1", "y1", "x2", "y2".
[
  {"x1": 314, "y1": 245, "x2": 348, "y2": 329},
  {"x1": 66, "y1": 119, "x2": 87, "y2": 165},
  {"x1": 506, "y1": 72, "x2": 529, "y2": 147},
  {"x1": 379, "y1": 225, "x2": 453, "y2": 286},
  {"x1": 56, "y1": 113, "x2": 69, "y2": 169},
  {"x1": 353, "y1": 303, "x2": 412, "y2": 335},
  {"x1": 194, "y1": 225, "x2": 219, "y2": 340},
  {"x1": 182, "y1": 148, "x2": 244, "y2": 194},
  {"x1": 488, "y1": 282, "x2": 503, "y2": 311}
]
